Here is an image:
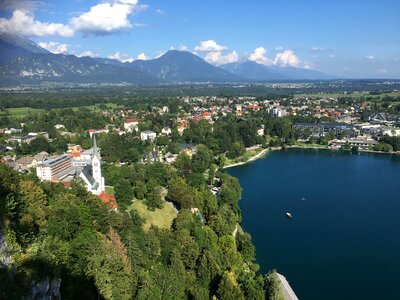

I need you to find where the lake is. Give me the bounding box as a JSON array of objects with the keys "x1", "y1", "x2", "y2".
[{"x1": 227, "y1": 148, "x2": 400, "y2": 300}]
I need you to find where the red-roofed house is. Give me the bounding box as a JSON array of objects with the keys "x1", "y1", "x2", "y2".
[
  {"x1": 87, "y1": 128, "x2": 109, "y2": 138},
  {"x1": 124, "y1": 118, "x2": 139, "y2": 132},
  {"x1": 201, "y1": 111, "x2": 212, "y2": 120}
]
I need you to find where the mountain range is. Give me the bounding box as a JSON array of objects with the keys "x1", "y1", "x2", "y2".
[{"x1": 0, "y1": 32, "x2": 337, "y2": 86}]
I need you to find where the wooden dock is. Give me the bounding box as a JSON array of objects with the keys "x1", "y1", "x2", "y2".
[{"x1": 277, "y1": 273, "x2": 299, "y2": 300}]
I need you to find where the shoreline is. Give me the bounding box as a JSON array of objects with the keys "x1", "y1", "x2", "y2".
[
  {"x1": 222, "y1": 144, "x2": 399, "y2": 170},
  {"x1": 288, "y1": 144, "x2": 400, "y2": 156}
]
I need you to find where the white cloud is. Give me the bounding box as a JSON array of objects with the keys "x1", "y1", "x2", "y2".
[
  {"x1": 78, "y1": 50, "x2": 98, "y2": 57},
  {"x1": 136, "y1": 52, "x2": 149, "y2": 60},
  {"x1": 249, "y1": 47, "x2": 305, "y2": 68},
  {"x1": 204, "y1": 50, "x2": 239, "y2": 65},
  {"x1": 274, "y1": 46, "x2": 284, "y2": 51},
  {"x1": 248, "y1": 47, "x2": 274, "y2": 66},
  {"x1": 108, "y1": 51, "x2": 149, "y2": 62},
  {"x1": 329, "y1": 54, "x2": 336, "y2": 58},
  {"x1": 366, "y1": 55, "x2": 375, "y2": 60},
  {"x1": 38, "y1": 41, "x2": 69, "y2": 54},
  {"x1": 107, "y1": 51, "x2": 134, "y2": 63},
  {"x1": 155, "y1": 8, "x2": 165, "y2": 14},
  {"x1": 194, "y1": 40, "x2": 227, "y2": 52},
  {"x1": 70, "y1": 0, "x2": 145, "y2": 36},
  {"x1": 310, "y1": 47, "x2": 329, "y2": 52},
  {"x1": 274, "y1": 50, "x2": 301, "y2": 67},
  {"x1": 376, "y1": 68, "x2": 388, "y2": 74},
  {"x1": 170, "y1": 44, "x2": 189, "y2": 51},
  {"x1": 0, "y1": 9, "x2": 74, "y2": 37},
  {"x1": 179, "y1": 45, "x2": 188, "y2": 51}
]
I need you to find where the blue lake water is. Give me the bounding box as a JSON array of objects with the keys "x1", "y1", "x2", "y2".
[{"x1": 227, "y1": 149, "x2": 400, "y2": 300}]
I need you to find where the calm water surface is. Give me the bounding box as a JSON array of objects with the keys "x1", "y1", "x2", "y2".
[{"x1": 227, "y1": 149, "x2": 400, "y2": 300}]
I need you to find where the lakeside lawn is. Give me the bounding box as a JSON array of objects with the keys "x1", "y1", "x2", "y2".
[
  {"x1": 224, "y1": 146, "x2": 265, "y2": 166},
  {"x1": 129, "y1": 200, "x2": 177, "y2": 231},
  {"x1": 293, "y1": 142, "x2": 328, "y2": 149}
]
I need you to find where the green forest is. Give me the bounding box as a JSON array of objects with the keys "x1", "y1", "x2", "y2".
[{"x1": 0, "y1": 150, "x2": 282, "y2": 299}]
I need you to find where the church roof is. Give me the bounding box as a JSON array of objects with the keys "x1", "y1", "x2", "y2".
[{"x1": 81, "y1": 165, "x2": 95, "y2": 185}]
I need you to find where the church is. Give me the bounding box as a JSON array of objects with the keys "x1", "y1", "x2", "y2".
[
  {"x1": 77, "y1": 136, "x2": 105, "y2": 195},
  {"x1": 36, "y1": 136, "x2": 105, "y2": 196}
]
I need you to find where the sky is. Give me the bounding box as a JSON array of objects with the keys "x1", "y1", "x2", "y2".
[{"x1": 0, "y1": 0, "x2": 400, "y2": 78}]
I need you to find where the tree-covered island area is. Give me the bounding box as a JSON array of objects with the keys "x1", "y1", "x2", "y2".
[{"x1": 1, "y1": 87, "x2": 400, "y2": 299}]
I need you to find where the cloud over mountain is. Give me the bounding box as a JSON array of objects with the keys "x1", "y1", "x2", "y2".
[
  {"x1": 194, "y1": 40, "x2": 227, "y2": 52},
  {"x1": 38, "y1": 41, "x2": 69, "y2": 54},
  {"x1": 0, "y1": 9, "x2": 74, "y2": 37},
  {"x1": 194, "y1": 40, "x2": 238, "y2": 65},
  {"x1": 249, "y1": 47, "x2": 308, "y2": 68}
]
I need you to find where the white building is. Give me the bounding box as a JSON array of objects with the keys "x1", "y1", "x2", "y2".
[
  {"x1": 78, "y1": 137, "x2": 105, "y2": 195},
  {"x1": 36, "y1": 154, "x2": 73, "y2": 181},
  {"x1": 161, "y1": 127, "x2": 172, "y2": 136},
  {"x1": 87, "y1": 128, "x2": 109, "y2": 138},
  {"x1": 140, "y1": 130, "x2": 157, "y2": 141},
  {"x1": 271, "y1": 106, "x2": 287, "y2": 117},
  {"x1": 124, "y1": 118, "x2": 139, "y2": 132},
  {"x1": 36, "y1": 136, "x2": 105, "y2": 196}
]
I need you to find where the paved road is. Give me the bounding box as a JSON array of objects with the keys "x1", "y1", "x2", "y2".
[{"x1": 277, "y1": 273, "x2": 299, "y2": 300}]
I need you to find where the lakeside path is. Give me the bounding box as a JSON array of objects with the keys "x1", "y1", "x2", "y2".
[{"x1": 223, "y1": 147, "x2": 270, "y2": 169}]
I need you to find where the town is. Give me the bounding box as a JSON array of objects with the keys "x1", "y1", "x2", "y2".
[
  {"x1": 1, "y1": 89, "x2": 400, "y2": 299},
  {"x1": 2, "y1": 93, "x2": 400, "y2": 184}
]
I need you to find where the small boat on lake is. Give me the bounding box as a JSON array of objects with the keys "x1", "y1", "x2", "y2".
[{"x1": 286, "y1": 212, "x2": 293, "y2": 219}]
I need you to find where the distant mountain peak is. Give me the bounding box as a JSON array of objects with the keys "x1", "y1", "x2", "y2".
[
  {"x1": 221, "y1": 60, "x2": 337, "y2": 81},
  {"x1": 0, "y1": 32, "x2": 49, "y2": 56},
  {"x1": 130, "y1": 49, "x2": 242, "y2": 82}
]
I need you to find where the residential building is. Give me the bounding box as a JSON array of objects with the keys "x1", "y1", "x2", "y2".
[
  {"x1": 87, "y1": 128, "x2": 109, "y2": 138},
  {"x1": 33, "y1": 151, "x2": 49, "y2": 164},
  {"x1": 16, "y1": 156, "x2": 37, "y2": 169},
  {"x1": 329, "y1": 139, "x2": 378, "y2": 150},
  {"x1": 140, "y1": 130, "x2": 156, "y2": 141},
  {"x1": 161, "y1": 127, "x2": 172, "y2": 136},
  {"x1": 123, "y1": 118, "x2": 139, "y2": 132},
  {"x1": 369, "y1": 113, "x2": 400, "y2": 126},
  {"x1": 143, "y1": 151, "x2": 160, "y2": 163},
  {"x1": 180, "y1": 143, "x2": 197, "y2": 157},
  {"x1": 257, "y1": 125, "x2": 265, "y2": 136},
  {"x1": 164, "y1": 152, "x2": 177, "y2": 163}
]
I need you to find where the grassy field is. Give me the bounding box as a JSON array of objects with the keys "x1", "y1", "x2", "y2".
[
  {"x1": 71, "y1": 103, "x2": 122, "y2": 111},
  {"x1": 129, "y1": 200, "x2": 177, "y2": 231},
  {"x1": 2, "y1": 103, "x2": 122, "y2": 118},
  {"x1": 105, "y1": 185, "x2": 115, "y2": 195},
  {"x1": 238, "y1": 147, "x2": 264, "y2": 162},
  {"x1": 5, "y1": 107, "x2": 46, "y2": 116}
]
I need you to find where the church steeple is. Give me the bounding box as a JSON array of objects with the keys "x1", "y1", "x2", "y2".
[
  {"x1": 92, "y1": 135, "x2": 100, "y2": 160},
  {"x1": 91, "y1": 134, "x2": 104, "y2": 195}
]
